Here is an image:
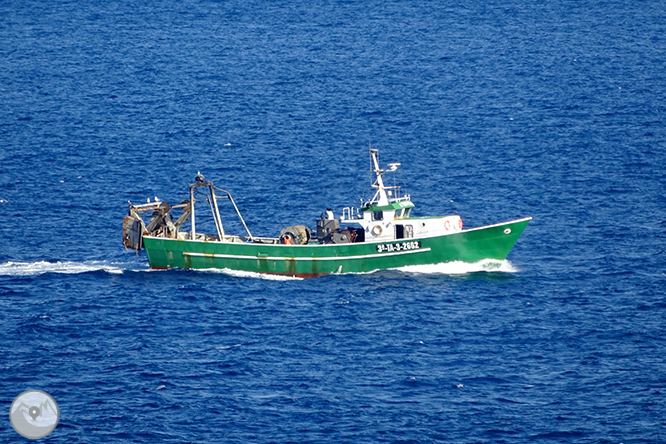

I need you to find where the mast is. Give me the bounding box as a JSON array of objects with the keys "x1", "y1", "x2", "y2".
[
  {"x1": 190, "y1": 185, "x2": 196, "y2": 240},
  {"x1": 369, "y1": 149, "x2": 389, "y2": 205}
]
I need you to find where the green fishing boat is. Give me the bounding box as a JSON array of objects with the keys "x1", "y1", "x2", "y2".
[{"x1": 123, "y1": 149, "x2": 531, "y2": 277}]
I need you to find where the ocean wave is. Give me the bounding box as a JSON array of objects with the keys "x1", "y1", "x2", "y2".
[
  {"x1": 195, "y1": 259, "x2": 518, "y2": 280},
  {"x1": 0, "y1": 259, "x2": 517, "y2": 278},
  {"x1": 0, "y1": 261, "x2": 140, "y2": 276},
  {"x1": 393, "y1": 259, "x2": 519, "y2": 275},
  {"x1": 194, "y1": 268, "x2": 304, "y2": 281}
]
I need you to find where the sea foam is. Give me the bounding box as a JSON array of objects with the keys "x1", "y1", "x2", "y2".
[
  {"x1": 0, "y1": 261, "x2": 131, "y2": 276},
  {"x1": 195, "y1": 267, "x2": 304, "y2": 281},
  {"x1": 394, "y1": 259, "x2": 519, "y2": 275}
]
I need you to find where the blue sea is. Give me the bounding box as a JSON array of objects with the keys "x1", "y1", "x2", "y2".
[{"x1": 1, "y1": 0, "x2": 665, "y2": 442}]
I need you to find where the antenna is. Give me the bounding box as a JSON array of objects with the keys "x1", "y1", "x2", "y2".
[{"x1": 369, "y1": 142, "x2": 374, "y2": 187}]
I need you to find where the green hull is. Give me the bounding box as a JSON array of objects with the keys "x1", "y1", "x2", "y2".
[{"x1": 143, "y1": 217, "x2": 531, "y2": 278}]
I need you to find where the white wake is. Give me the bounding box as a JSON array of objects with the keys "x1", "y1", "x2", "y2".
[
  {"x1": 194, "y1": 268, "x2": 303, "y2": 281},
  {"x1": 0, "y1": 259, "x2": 517, "y2": 278},
  {"x1": 393, "y1": 259, "x2": 519, "y2": 275},
  {"x1": 0, "y1": 261, "x2": 135, "y2": 276}
]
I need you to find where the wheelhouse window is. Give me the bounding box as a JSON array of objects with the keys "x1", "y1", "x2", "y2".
[{"x1": 372, "y1": 211, "x2": 383, "y2": 221}]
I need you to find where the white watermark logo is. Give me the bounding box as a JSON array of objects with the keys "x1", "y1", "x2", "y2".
[{"x1": 10, "y1": 390, "x2": 59, "y2": 439}]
